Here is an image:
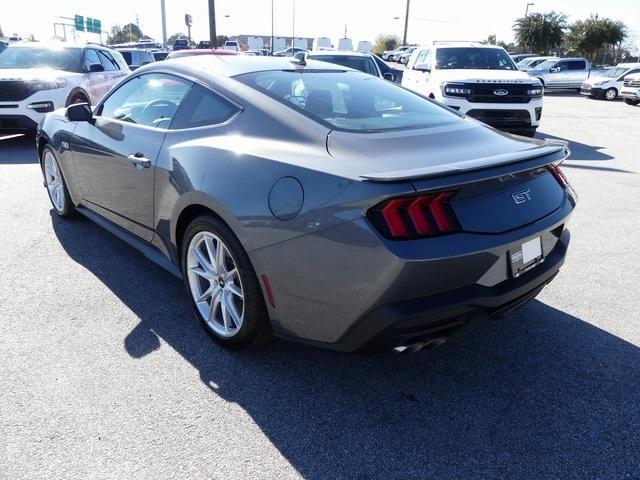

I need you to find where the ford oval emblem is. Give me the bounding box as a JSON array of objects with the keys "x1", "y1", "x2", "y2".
[{"x1": 494, "y1": 89, "x2": 509, "y2": 96}]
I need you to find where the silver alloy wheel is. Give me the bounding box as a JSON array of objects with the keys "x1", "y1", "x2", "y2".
[
  {"x1": 43, "y1": 151, "x2": 65, "y2": 212},
  {"x1": 186, "y1": 231, "x2": 244, "y2": 337},
  {"x1": 605, "y1": 88, "x2": 617, "y2": 101}
]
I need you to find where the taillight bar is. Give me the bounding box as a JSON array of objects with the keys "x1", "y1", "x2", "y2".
[
  {"x1": 368, "y1": 190, "x2": 460, "y2": 240},
  {"x1": 547, "y1": 163, "x2": 568, "y2": 188}
]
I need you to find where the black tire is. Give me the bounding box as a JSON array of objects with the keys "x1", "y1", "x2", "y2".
[
  {"x1": 624, "y1": 98, "x2": 640, "y2": 106},
  {"x1": 41, "y1": 146, "x2": 76, "y2": 218},
  {"x1": 603, "y1": 88, "x2": 617, "y2": 101},
  {"x1": 181, "y1": 214, "x2": 271, "y2": 350}
]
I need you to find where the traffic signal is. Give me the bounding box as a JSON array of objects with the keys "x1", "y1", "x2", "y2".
[{"x1": 75, "y1": 15, "x2": 84, "y2": 32}]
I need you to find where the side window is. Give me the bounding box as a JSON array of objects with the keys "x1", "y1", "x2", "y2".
[
  {"x1": 413, "y1": 49, "x2": 428, "y2": 69},
  {"x1": 569, "y1": 60, "x2": 586, "y2": 70},
  {"x1": 424, "y1": 49, "x2": 433, "y2": 67},
  {"x1": 143, "y1": 52, "x2": 154, "y2": 65},
  {"x1": 98, "y1": 73, "x2": 192, "y2": 128},
  {"x1": 97, "y1": 50, "x2": 118, "y2": 71},
  {"x1": 83, "y1": 49, "x2": 101, "y2": 71},
  {"x1": 622, "y1": 69, "x2": 640, "y2": 80},
  {"x1": 557, "y1": 61, "x2": 569, "y2": 71},
  {"x1": 171, "y1": 85, "x2": 240, "y2": 129}
]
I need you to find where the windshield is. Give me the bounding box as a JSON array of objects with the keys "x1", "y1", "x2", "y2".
[
  {"x1": 534, "y1": 59, "x2": 558, "y2": 70},
  {"x1": 235, "y1": 70, "x2": 461, "y2": 132},
  {"x1": 310, "y1": 55, "x2": 377, "y2": 76},
  {"x1": 602, "y1": 67, "x2": 627, "y2": 78},
  {"x1": 436, "y1": 47, "x2": 516, "y2": 70},
  {"x1": 0, "y1": 46, "x2": 82, "y2": 71}
]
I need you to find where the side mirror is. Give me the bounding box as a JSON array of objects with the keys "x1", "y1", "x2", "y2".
[
  {"x1": 66, "y1": 103, "x2": 93, "y2": 122},
  {"x1": 383, "y1": 72, "x2": 395, "y2": 82},
  {"x1": 414, "y1": 62, "x2": 431, "y2": 72},
  {"x1": 549, "y1": 66, "x2": 560, "y2": 73},
  {"x1": 89, "y1": 63, "x2": 105, "y2": 73}
]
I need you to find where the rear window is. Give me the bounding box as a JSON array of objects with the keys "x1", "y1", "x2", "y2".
[
  {"x1": 310, "y1": 55, "x2": 377, "y2": 76},
  {"x1": 235, "y1": 70, "x2": 461, "y2": 132}
]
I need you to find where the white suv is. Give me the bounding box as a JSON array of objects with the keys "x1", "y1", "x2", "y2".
[
  {"x1": 0, "y1": 42, "x2": 130, "y2": 133},
  {"x1": 621, "y1": 73, "x2": 640, "y2": 106},
  {"x1": 402, "y1": 42, "x2": 544, "y2": 136}
]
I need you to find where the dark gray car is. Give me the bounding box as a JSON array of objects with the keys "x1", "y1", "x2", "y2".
[{"x1": 37, "y1": 56, "x2": 576, "y2": 352}]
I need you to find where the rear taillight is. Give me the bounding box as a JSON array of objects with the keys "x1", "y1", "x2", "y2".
[
  {"x1": 368, "y1": 190, "x2": 460, "y2": 240},
  {"x1": 547, "y1": 164, "x2": 568, "y2": 188}
]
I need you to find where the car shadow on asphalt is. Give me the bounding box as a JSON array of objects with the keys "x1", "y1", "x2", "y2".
[
  {"x1": 51, "y1": 212, "x2": 640, "y2": 480},
  {"x1": 536, "y1": 132, "x2": 614, "y2": 162},
  {"x1": 0, "y1": 134, "x2": 37, "y2": 164}
]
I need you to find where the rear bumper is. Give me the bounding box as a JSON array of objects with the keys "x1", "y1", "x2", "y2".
[
  {"x1": 288, "y1": 225, "x2": 570, "y2": 352},
  {"x1": 252, "y1": 193, "x2": 574, "y2": 352}
]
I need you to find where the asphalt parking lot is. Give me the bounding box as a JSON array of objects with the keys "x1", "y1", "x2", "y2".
[{"x1": 1, "y1": 94, "x2": 639, "y2": 480}]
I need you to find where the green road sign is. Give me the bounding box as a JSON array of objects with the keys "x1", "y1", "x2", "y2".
[
  {"x1": 92, "y1": 19, "x2": 101, "y2": 34},
  {"x1": 74, "y1": 15, "x2": 84, "y2": 32},
  {"x1": 86, "y1": 18, "x2": 94, "y2": 33}
]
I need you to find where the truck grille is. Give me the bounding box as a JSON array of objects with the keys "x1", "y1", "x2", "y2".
[
  {"x1": 624, "y1": 80, "x2": 640, "y2": 88},
  {"x1": 467, "y1": 83, "x2": 532, "y2": 104},
  {"x1": 0, "y1": 81, "x2": 35, "y2": 101}
]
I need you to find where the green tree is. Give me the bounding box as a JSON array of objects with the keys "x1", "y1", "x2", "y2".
[
  {"x1": 483, "y1": 34, "x2": 496, "y2": 45},
  {"x1": 513, "y1": 11, "x2": 567, "y2": 54},
  {"x1": 372, "y1": 34, "x2": 400, "y2": 55},
  {"x1": 566, "y1": 16, "x2": 627, "y2": 62},
  {"x1": 167, "y1": 33, "x2": 187, "y2": 46},
  {"x1": 107, "y1": 23, "x2": 144, "y2": 44}
]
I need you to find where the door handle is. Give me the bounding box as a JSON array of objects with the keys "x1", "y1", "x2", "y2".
[{"x1": 128, "y1": 153, "x2": 151, "y2": 168}]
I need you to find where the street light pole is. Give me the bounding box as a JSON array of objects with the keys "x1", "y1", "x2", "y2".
[
  {"x1": 271, "y1": 0, "x2": 274, "y2": 54},
  {"x1": 292, "y1": 0, "x2": 295, "y2": 52},
  {"x1": 208, "y1": 0, "x2": 217, "y2": 48},
  {"x1": 402, "y1": 0, "x2": 410, "y2": 45},
  {"x1": 160, "y1": 0, "x2": 167, "y2": 47},
  {"x1": 525, "y1": 2, "x2": 534, "y2": 17}
]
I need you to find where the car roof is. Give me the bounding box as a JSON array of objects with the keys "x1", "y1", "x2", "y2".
[
  {"x1": 306, "y1": 50, "x2": 370, "y2": 57},
  {"x1": 116, "y1": 48, "x2": 154, "y2": 52},
  {"x1": 159, "y1": 55, "x2": 352, "y2": 78},
  {"x1": 6, "y1": 41, "x2": 111, "y2": 50},
  {"x1": 167, "y1": 49, "x2": 241, "y2": 59},
  {"x1": 431, "y1": 42, "x2": 503, "y2": 49}
]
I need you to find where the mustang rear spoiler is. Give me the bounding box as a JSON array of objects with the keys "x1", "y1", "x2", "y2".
[{"x1": 360, "y1": 142, "x2": 570, "y2": 182}]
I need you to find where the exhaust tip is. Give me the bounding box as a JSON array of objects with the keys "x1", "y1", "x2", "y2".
[{"x1": 394, "y1": 336, "x2": 447, "y2": 354}]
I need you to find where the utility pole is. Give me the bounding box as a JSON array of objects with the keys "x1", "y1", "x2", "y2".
[
  {"x1": 344, "y1": 24, "x2": 347, "y2": 38},
  {"x1": 160, "y1": 0, "x2": 167, "y2": 47},
  {"x1": 402, "y1": 0, "x2": 410, "y2": 46},
  {"x1": 292, "y1": 0, "x2": 295, "y2": 50},
  {"x1": 271, "y1": 0, "x2": 274, "y2": 54},
  {"x1": 208, "y1": 0, "x2": 217, "y2": 48}
]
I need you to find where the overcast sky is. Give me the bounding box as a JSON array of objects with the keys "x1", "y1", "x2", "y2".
[{"x1": 2, "y1": 0, "x2": 639, "y2": 51}]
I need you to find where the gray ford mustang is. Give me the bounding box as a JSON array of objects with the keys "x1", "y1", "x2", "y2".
[{"x1": 36, "y1": 56, "x2": 576, "y2": 352}]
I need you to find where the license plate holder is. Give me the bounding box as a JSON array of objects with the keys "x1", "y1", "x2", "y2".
[{"x1": 510, "y1": 237, "x2": 543, "y2": 278}]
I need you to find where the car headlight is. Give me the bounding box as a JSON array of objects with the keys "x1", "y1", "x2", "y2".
[
  {"x1": 527, "y1": 86, "x2": 543, "y2": 97},
  {"x1": 28, "y1": 78, "x2": 67, "y2": 91},
  {"x1": 441, "y1": 83, "x2": 471, "y2": 97}
]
